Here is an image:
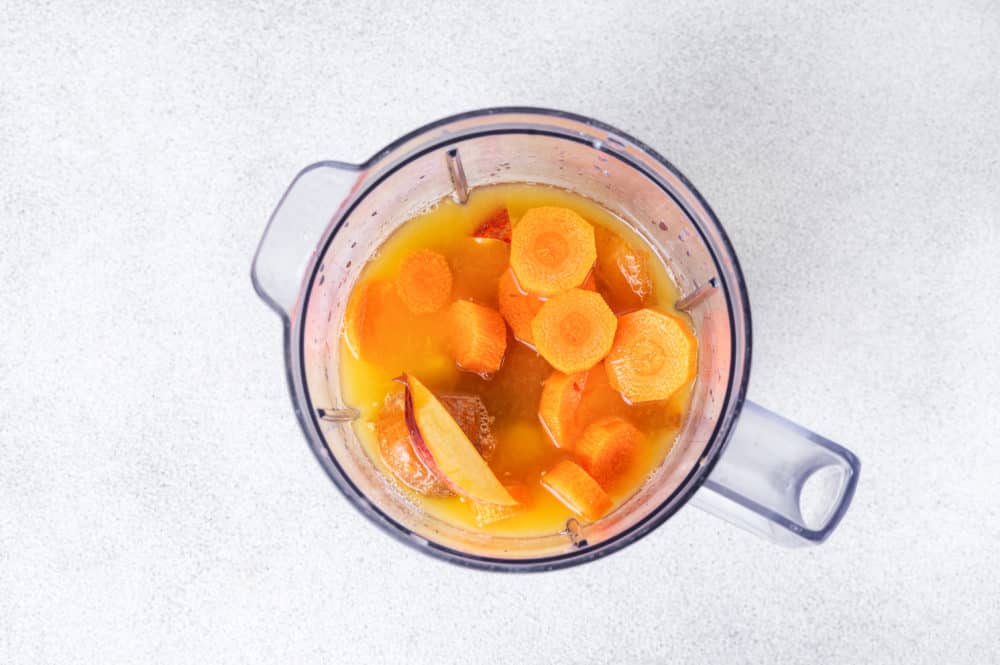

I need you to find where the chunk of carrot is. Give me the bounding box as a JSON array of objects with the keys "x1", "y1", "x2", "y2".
[
  {"x1": 531, "y1": 288, "x2": 617, "y2": 374},
  {"x1": 376, "y1": 391, "x2": 451, "y2": 496},
  {"x1": 575, "y1": 416, "x2": 643, "y2": 488},
  {"x1": 605, "y1": 308, "x2": 697, "y2": 403},
  {"x1": 580, "y1": 270, "x2": 597, "y2": 291},
  {"x1": 472, "y1": 207, "x2": 512, "y2": 243},
  {"x1": 509, "y1": 206, "x2": 596, "y2": 296},
  {"x1": 448, "y1": 300, "x2": 508, "y2": 374},
  {"x1": 396, "y1": 249, "x2": 453, "y2": 314},
  {"x1": 537, "y1": 370, "x2": 587, "y2": 448},
  {"x1": 343, "y1": 280, "x2": 404, "y2": 361},
  {"x1": 497, "y1": 269, "x2": 544, "y2": 346},
  {"x1": 541, "y1": 459, "x2": 612, "y2": 521},
  {"x1": 594, "y1": 226, "x2": 652, "y2": 313}
]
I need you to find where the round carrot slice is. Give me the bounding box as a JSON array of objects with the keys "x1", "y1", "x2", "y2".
[
  {"x1": 510, "y1": 207, "x2": 596, "y2": 296},
  {"x1": 343, "y1": 279, "x2": 394, "y2": 360},
  {"x1": 604, "y1": 309, "x2": 697, "y2": 403},
  {"x1": 531, "y1": 289, "x2": 617, "y2": 374},
  {"x1": 396, "y1": 249, "x2": 453, "y2": 314}
]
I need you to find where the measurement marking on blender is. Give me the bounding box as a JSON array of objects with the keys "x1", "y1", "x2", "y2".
[
  {"x1": 316, "y1": 406, "x2": 361, "y2": 422},
  {"x1": 445, "y1": 148, "x2": 469, "y2": 204},
  {"x1": 675, "y1": 280, "x2": 718, "y2": 311}
]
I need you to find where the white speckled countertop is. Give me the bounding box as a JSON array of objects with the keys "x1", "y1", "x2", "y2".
[{"x1": 2, "y1": 2, "x2": 998, "y2": 663}]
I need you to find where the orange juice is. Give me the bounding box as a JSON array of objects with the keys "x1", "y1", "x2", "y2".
[{"x1": 339, "y1": 183, "x2": 696, "y2": 536}]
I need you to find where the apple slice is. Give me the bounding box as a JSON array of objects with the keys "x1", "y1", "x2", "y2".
[
  {"x1": 376, "y1": 391, "x2": 451, "y2": 497},
  {"x1": 402, "y1": 374, "x2": 517, "y2": 506}
]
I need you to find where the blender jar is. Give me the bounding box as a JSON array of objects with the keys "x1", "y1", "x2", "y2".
[{"x1": 252, "y1": 108, "x2": 860, "y2": 571}]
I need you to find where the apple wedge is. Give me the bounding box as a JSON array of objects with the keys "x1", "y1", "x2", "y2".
[{"x1": 402, "y1": 374, "x2": 517, "y2": 506}]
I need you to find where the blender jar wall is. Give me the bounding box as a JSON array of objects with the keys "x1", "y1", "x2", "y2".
[{"x1": 294, "y1": 115, "x2": 749, "y2": 566}]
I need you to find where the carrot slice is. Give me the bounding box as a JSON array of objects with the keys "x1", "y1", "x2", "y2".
[
  {"x1": 510, "y1": 206, "x2": 596, "y2": 296},
  {"x1": 594, "y1": 226, "x2": 652, "y2": 312},
  {"x1": 472, "y1": 207, "x2": 512, "y2": 243},
  {"x1": 538, "y1": 370, "x2": 587, "y2": 448},
  {"x1": 575, "y1": 416, "x2": 643, "y2": 488},
  {"x1": 448, "y1": 300, "x2": 508, "y2": 374},
  {"x1": 396, "y1": 249, "x2": 453, "y2": 314},
  {"x1": 343, "y1": 280, "x2": 402, "y2": 361},
  {"x1": 344, "y1": 280, "x2": 379, "y2": 360},
  {"x1": 531, "y1": 288, "x2": 617, "y2": 374},
  {"x1": 541, "y1": 460, "x2": 612, "y2": 521},
  {"x1": 497, "y1": 269, "x2": 544, "y2": 345},
  {"x1": 605, "y1": 309, "x2": 697, "y2": 403},
  {"x1": 376, "y1": 391, "x2": 451, "y2": 497}
]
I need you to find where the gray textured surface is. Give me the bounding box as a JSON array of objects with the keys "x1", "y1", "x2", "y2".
[{"x1": 2, "y1": 1, "x2": 999, "y2": 663}]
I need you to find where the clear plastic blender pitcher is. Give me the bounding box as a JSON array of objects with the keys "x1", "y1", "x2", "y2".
[{"x1": 252, "y1": 108, "x2": 860, "y2": 571}]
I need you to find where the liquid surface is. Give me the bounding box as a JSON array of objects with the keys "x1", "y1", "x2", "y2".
[{"x1": 338, "y1": 183, "x2": 694, "y2": 536}]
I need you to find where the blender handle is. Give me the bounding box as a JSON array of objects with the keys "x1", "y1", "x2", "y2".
[
  {"x1": 689, "y1": 401, "x2": 861, "y2": 546},
  {"x1": 251, "y1": 162, "x2": 362, "y2": 318}
]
